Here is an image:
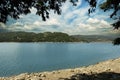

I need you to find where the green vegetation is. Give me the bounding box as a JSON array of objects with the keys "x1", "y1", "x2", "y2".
[
  {"x1": 0, "y1": 0, "x2": 119, "y2": 44},
  {"x1": 0, "y1": 0, "x2": 119, "y2": 30},
  {"x1": 113, "y1": 38, "x2": 120, "y2": 45},
  {"x1": 72, "y1": 35, "x2": 117, "y2": 42},
  {"x1": 0, "y1": 32, "x2": 117, "y2": 42},
  {"x1": 0, "y1": 32, "x2": 78, "y2": 42}
]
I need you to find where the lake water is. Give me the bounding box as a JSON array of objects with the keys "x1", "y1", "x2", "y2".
[{"x1": 0, "y1": 42, "x2": 120, "y2": 77}]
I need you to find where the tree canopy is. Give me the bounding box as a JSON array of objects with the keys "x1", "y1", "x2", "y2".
[
  {"x1": 0, "y1": 0, "x2": 120, "y2": 44},
  {"x1": 100, "y1": 0, "x2": 120, "y2": 29},
  {"x1": 0, "y1": 32, "x2": 78, "y2": 42},
  {"x1": 0, "y1": 32, "x2": 115, "y2": 42},
  {"x1": 99, "y1": 0, "x2": 120, "y2": 45},
  {"x1": 0, "y1": 0, "x2": 78, "y2": 23},
  {"x1": 0, "y1": 0, "x2": 119, "y2": 28}
]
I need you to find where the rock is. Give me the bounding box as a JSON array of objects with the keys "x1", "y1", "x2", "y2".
[
  {"x1": 30, "y1": 76, "x2": 41, "y2": 80},
  {"x1": 1, "y1": 58, "x2": 120, "y2": 80},
  {"x1": 14, "y1": 73, "x2": 27, "y2": 80},
  {"x1": 57, "y1": 71, "x2": 60, "y2": 74},
  {"x1": 106, "y1": 68, "x2": 111, "y2": 72},
  {"x1": 52, "y1": 71, "x2": 55, "y2": 74},
  {"x1": 38, "y1": 74, "x2": 42, "y2": 77},
  {"x1": 70, "y1": 69, "x2": 74, "y2": 72},
  {"x1": 41, "y1": 74, "x2": 46, "y2": 77}
]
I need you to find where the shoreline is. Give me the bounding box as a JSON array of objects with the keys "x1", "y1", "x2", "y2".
[
  {"x1": 0, "y1": 41, "x2": 112, "y2": 43},
  {"x1": 0, "y1": 58, "x2": 120, "y2": 80}
]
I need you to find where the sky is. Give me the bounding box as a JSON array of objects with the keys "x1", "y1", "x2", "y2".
[{"x1": 0, "y1": 0, "x2": 120, "y2": 35}]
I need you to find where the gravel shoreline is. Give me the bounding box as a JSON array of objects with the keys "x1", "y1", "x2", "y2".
[{"x1": 0, "y1": 58, "x2": 120, "y2": 80}]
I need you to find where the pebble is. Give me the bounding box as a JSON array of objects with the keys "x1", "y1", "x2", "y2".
[
  {"x1": 0, "y1": 58, "x2": 120, "y2": 80},
  {"x1": 41, "y1": 74, "x2": 46, "y2": 77},
  {"x1": 30, "y1": 76, "x2": 41, "y2": 80}
]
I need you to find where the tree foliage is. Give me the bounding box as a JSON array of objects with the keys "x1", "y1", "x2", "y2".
[
  {"x1": 0, "y1": 0, "x2": 78, "y2": 23},
  {"x1": 86, "y1": 0, "x2": 97, "y2": 14},
  {"x1": 0, "y1": 0, "x2": 119, "y2": 27},
  {"x1": 0, "y1": 32, "x2": 116, "y2": 42},
  {"x1": 0, "y1": 32, "x2": 77, "y2": 42},
  {"x1": 0, "y1": 0, "x2": 119, "y2": 44},
  {"x1": 113, "y1": 38, "x2": 120, "y2": 45},
  {"x1": 0, "y1": 0, "x2": 35, "y2": 23},
  {"x1": 100, "y1": 0, "x2": 120, "y2": 29},
  {"x1": 99, "y1": 0, "x2": 120, "y2": 45}
]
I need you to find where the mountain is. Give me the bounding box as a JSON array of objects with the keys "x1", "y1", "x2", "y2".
[
  {"x1": 0, "y1": 32, "x2": 77, "y2": 42},
  {"x1": 71, "y1": 35, "x2": 119, "y2": 42},
  {"x1": 0, "y1": 32, "x2": 119, "y2": 42}
]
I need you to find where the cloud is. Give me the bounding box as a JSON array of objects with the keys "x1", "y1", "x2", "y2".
[
  {"x1": 86, "y1": 18, "x2": 111, "y2": 29},
  {"x1": 62, "y1": 18, "x2": 113, "y2": 35},
  {"x1": 5, "y1": 0, "x2": 119, "y2": 35},
  {"x1": 0, "y1": 23, "x2": 10, "y2": 32},
  {"x1": 87, "y1": 18, "x2": 99, "y2": 23}
]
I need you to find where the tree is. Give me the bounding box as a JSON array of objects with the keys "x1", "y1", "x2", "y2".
[
  {"x1": 113, "y1": 38, "x2": 120, "y2": 45},
  {"x1": 0, "y1": 0, "x2": 120, "y2": 44},
  {"x1": 0, "y1": 0, "x2": 119, "y2": 28},
  {"x1": 0, "y1": 0, "x2": 35, "y2": 23},
  {"x1": 99, "y1": 0, "x2": 120, "y2": 45},
  {"x1": 0, "y1": 0, "x2": 78, "y2": 23},
  {"x1": 0, "y1": 0, "x2": 119, "y2": 25},
  {"x1": 100, "y1": 0, "x2": 120, "y2": 29}
]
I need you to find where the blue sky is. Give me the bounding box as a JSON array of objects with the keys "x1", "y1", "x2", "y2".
[{"x1": 0, "y1": 0, "x2": 119, "y2": 35}]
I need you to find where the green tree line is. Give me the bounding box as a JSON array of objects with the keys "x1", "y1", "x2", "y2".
[{"x1": 0, "y1": 32, "x2": 78, "y2": 42}]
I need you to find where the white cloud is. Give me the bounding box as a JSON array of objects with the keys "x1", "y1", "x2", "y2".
[
  {"x1": 45, "y1": 18, "x2": 60, "y2": 25},
  {"x1": 6, "y1": 0, "x2": 118, "y2": 35},
  {"x1": 33, "y1": 21, "x2": 41, "y2": 26},
  {"x1": 0, "y1": 22, "x2": 6, "y2": 28},
  {"x1": 0, "y1": 22, "x2": 10, "y2": 32},
  {"x1": 87, "y1": 18, "x2": 99, "y2": 23}
]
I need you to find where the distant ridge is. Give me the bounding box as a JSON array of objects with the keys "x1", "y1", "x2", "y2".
[
  {"x1": 0, "y1": 31, "x2": 119, "y2": 42},
  {"x1": 71, "y1": 35, "x2": 119, "y2": 42}
]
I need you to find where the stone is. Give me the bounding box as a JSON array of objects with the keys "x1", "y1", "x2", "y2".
[
  {"x1": 41, "y1": 74, "x2": 46, "y2": 77},
  {"x1": 30, "y1": 76, "x2": 41, "y2": 80}
]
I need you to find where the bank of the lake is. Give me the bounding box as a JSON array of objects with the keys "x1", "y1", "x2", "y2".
[
  {"x1": 0, "y1": 42, "x2": 120, "y2": 77},
  {"x1": 0, "y1": 58, "x2": 120, "y2": 80},
  {"x1": 0, "y1": 32, "x2": 117, "y2": 42}
]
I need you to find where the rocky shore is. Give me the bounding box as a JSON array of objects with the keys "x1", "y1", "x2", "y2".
[{"x1": 0, "y1": 58, "x2": 120, "y2": 80}]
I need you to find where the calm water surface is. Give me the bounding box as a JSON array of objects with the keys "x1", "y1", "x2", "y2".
[{"x1": 0, "y1": 42, "x2": 120, "y2": 77}]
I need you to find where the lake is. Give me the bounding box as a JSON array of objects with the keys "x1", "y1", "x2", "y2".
[{"x1": 0, "y1": 42, "x2": 120, "y2": 77}]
